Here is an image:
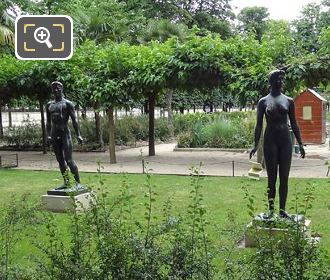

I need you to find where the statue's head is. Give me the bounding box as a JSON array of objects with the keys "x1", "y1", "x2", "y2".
[
  {"x1": 51, "y1": 81, "x2": 63, "y2": 99},
  {"x1": 269, "y1": 70, "x2": 285, "y2": 90}
]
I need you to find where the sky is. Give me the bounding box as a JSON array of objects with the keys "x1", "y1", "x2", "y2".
[{"x1": 231, "y1": 0, "x2": 323, "y2": 21}]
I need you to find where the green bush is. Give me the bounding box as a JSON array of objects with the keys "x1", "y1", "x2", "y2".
[
  {"x1": 174, "y1": 112, "x2": 255, "y2": 149},
  {"x1": 203, "y1": 117, "x2": 236, "y2": 148},
  {"x1": 31, "y1": 166, "x2": 215, "y2": 280},
  {"x1": 177, "y1": 131, "x2": 192, "y2": 148},
  {"x1": 76, "y1": 118, "x2": 98, "y2": 144},
  {"x1": 190, "y1": 120, "x2": 207, "y2": 147},
  {"x1": 173, "y1": 112, "x2": 211, "y2": 134},
  {"x1": 155, "y1": 117, "x2": 172, "y2": 141},
  {"x1": 3, "y1": 118, "x2": 42, "y2": 148},
  {"x1": 2, "y1": 112, "x2": 254, "y2": 150},
  {"x1": 75, "y1": 115, "x2": 170, "y2": 146}
]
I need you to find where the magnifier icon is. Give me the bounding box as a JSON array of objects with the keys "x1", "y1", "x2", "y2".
[{"x1": 34, "y1": 27, "x2": 53, "y2": 48}]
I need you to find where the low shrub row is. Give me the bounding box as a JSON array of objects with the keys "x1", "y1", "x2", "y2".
[
  {"x1": 79, "y1": 115, "x2": 172, "y2": 146},
  {"x1": 2, "y1": 119, "x2": 43, "y2": 149},
  {"x1": 1, "y1": 115, "x2": 172, "y2": 149},
  {"x1": 1, "y1": 111, "x2": 255, "y2": 150},
  {"x1": 176, "y1": 112, "x2": 255, "y2": 149}
]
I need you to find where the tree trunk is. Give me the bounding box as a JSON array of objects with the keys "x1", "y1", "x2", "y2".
[
  {"x1": 114, "y1": 109, "x2": 118, "y2": 122},
  {"x1": 144, "y1": 100, "x2": 149, "y2": 114},
  {"x1": 107, "y1": 107, "x2": 116, "y2": 164},
  {"x1": 148, "y1": 94, "x2": 156, "y2": 156},
  {"x1": 193, "y1": 105, "x2": 196, "y2": 113},
  {"x1": 179, "y1": 106, "x2": 184, "y2": 114},
  {"x1": 0, "y1": 104, "x2": 3, "y2": 138},
  {"x1": 166, "y1": 91, "x2": 173, "y2": 135},
  {"x1": 39, "y1": 99, "x2": 47, "y2": 154},
  {"x1": 94, "y1": 109, "x2": 104, "y2": 149},
  {"x1": 8, "y1": 106, "x2": 12, "y2": 127},
  {"x1": 81, "y1": 107, "x2": 87, "y2": 120}
]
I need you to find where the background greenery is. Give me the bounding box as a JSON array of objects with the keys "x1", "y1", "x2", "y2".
[
  {"x1": 1, "y1": 0, "x2": 329, "y2": 160},
  {"x1": 1, "y1": 111, "x2": 256, "y2": 149}
]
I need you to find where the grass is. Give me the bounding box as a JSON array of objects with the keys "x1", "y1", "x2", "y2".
[{"x1": 0, "y1": 169, "x2": 330, "y2": 266}]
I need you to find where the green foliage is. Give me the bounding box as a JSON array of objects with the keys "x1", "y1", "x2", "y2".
[
  {"x1": 293, "y1": 2, "x2": 330, "y2": 53},
  {"x1": 176, "y1": 131, "x2": 192, "y2": 148},
  {"x1": 0, "y1": 1, "x2": 15, "y2": 48},
  {"x1": 175, "y1": 112, "x2": 255, "y2": 148},
  {"x1": 76, "y1": 115, "x2": 171, "y2": 147},
  {"x1": 2, "y1": 118, "x2": 42, "y2": 149},
  {"x1": 1, "y1": 170, "x2": 330, "y2": 279},
  {"x1": 241, "y1": 183, "x2": 330, "y2": 280},
  {"x1": 238, "y1": 6, "x2": 269, "y2": 41},
  {"x1": 0, "y1": 194, "x2": 40, "y2": 279},
  {"x1": 30, "y1": 165, "x2": 215, "y2": 279}
]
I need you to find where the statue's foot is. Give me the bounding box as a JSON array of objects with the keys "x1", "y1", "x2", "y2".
[
  {"x1": 266, "y1": 210, "x2": 275, "y2": 219},
  {"x1": 75, "y1": 183, "x2": 86, "y2": 189},
  {"x1": 279, "y1": 210, "x2": 290, "y2": 219}
]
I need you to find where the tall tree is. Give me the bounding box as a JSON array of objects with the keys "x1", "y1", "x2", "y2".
[
  {"x1": 293, "y1": 2, "x2": 330, "y2": 53},
  {"x1": 237, "y1": 6, "x2": 269, "y2": 41}
]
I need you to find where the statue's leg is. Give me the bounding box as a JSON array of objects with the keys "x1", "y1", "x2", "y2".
[
  {"x1": 52, "y1": 139, "x2": 68, "y2": 185},
  {"x1": 264, "y1": 141, "x2": 278, "y2": 212},
  {"x1": 278, "y1": 141, "x2": 292, "y2": 215},
  {"x1": 63, "y1": 134, "x2": 80, "y2": 183}
]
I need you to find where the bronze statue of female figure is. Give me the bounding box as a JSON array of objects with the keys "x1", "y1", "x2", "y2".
[
  {"x1": 250, "y1": 70, "x2": 305, "y2": 218},
  {"x1": 46, "y1": 81, "x2": 83, "y2": 188}
]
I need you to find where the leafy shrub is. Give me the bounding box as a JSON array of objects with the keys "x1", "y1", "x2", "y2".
[
  {"x1": 190, "y1": 120, "x2": 207, "y2": 147},
  {"x1": 32, "y1": 164, "x2": 215, "y2": 280},
  {"x1": 68, "y1": 115, "x2": 170, "y2": 147},
  {"x1": 174, "y1": 112, "x2": 255, "y2": 148},
  {"x1": 76, "y1": 117, "x2": 99, "y2": 144},
  {"x1": 0, "y1": 195, "x2": 40, "y2": 280},
  {"x1": 203, "y1": 117, "x2": 236, "y2": 148},
  {"x1": 3, "y1": 118, "x2": 42, "y2": 148},
  {"x1": 1, "y1": 171, "x2": 330, "y2": 279},
  {"x1": 155, "y1": 117, "x2": 172, "y2": 141},
  {"x1": 173, "y1": 112, "x2": 211, "y2": 134},
  {"x1": 239, "y1": 184, "x2": 330, "y2": 280},
  {"x1": 177, "y1": 131, "x2": 192, "y2": 148}
]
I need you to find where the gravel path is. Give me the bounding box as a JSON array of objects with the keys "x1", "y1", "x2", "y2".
[{"x1": 1, "y1": 141, "x2": 329, "y2": 178}]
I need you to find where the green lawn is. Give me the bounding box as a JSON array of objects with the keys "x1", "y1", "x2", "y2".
[{"x1": 1, "y1": 169, "x2": 330, "y2": 266}]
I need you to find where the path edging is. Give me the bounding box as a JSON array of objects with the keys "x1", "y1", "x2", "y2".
[{"x1": 173, "y1": 145, "x2": 249, "y2": 153}]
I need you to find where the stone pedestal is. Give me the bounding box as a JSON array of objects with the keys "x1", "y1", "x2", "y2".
[
  {"x1": 244, "y1": 219, "x2": 311, "y2": 248},
  {"x1": 41, "y1": 192, "x2": 94, "y2": 213},
  {"x1": 248, "y1": 160, "x2": 263, "y2": 180}
]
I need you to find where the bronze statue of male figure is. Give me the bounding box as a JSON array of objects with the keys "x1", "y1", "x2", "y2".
[
  {"x1": 46, "y1": 81, "x2": 83, "y2": 189},
  {"x1": 250, "y1": 70, "x2": 305, "y2": 219}
]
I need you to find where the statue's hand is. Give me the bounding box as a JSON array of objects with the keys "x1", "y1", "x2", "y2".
[
  {"x1": 77, "y1": 135, "x2": 83, "y2": 144},
  {"x1": 299, "y1": 144, "x2": 305, "y2": 158},
  {"x1": 249, "y1": 147, "x2": 257, "y2": 159}
]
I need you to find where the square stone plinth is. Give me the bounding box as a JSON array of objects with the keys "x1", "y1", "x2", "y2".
[
  {"x1": 41, "y1": 192, "x2": 94, "y2": 213},
  {"x1": 244, "y1": 219, "x2": 311, "y2": 248}
]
